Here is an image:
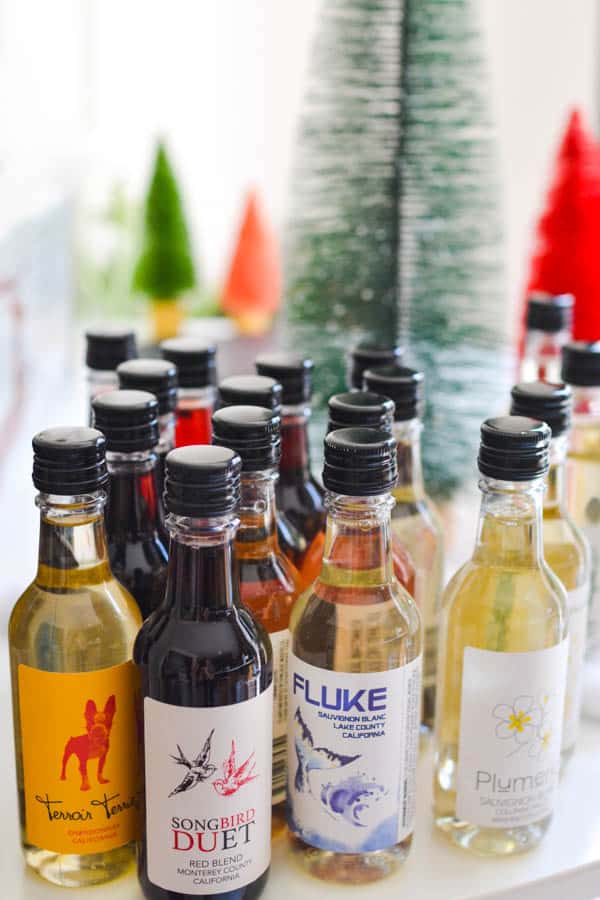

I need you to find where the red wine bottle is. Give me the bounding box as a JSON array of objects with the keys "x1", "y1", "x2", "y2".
[
  {"x1": 93, "y1": 389, "x2": 169, "y2": 620},
  {"x1": 160, "y1": 339, "x2": 217, "y2": 447},
  {"x1": 255, "y1": 354, "x2": 325, "y2": 576},
  {"x1": 218, "y1": 374, "x2": 307, "y2": 568},
  {"x1": 117, "y1": 357, "x2": 178, "y2": 505},
  {"x1": 135, "y1": 445, "x2": 272, "y2": 900}
]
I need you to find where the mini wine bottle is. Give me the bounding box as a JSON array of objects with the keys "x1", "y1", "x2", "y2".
[
  {"x1": 160, "y1": 338, "x2": 217, "y2": 446},
  {"x1": 93, "y1": 389, "x2": 169, "y2": 620},
  {"x1": 135, "y1": 445, "x2": 272, "y2": 899},
  {"x1": 364, "y1": 365, "x2": 444, "y2": 733},
  {"x1": 85, "y1": 327, "x2": 137, "y2": 418},
  {"x1": 9, "y1": 427, "x2": 142, "y2": 887},
  {"x1": 510, "y1": 381, "x2": 589, "y2": 762},
  {"x1": 288, "y1": 428, "x2": 422, "y2": 883},
  {"x1": 434, "y1": 416, "x2": 568, "y2": 855},
  {"x1": 347, "y1": 342, "x2": 403, "y2": 391},
  {"x1": 301, "y1": 391, "x2": 415, "y2": 593},
  {"x1": 117, "y1": 357, "x2": 178, "y2": 499},
  {"x1": 255, "y1": 353, "x2": 326, "y2": 579},
  {"x1": 212, "y1": 404, "x2": 301, "y2": 827},
  {"x1": 520, "y1": 293, "x2": 573, "y2": 382},
  {"x1": 561, "y1": 342, "x2": 600, "y2": 712},
  {"x1": 218, "y1": 373, "x2": 307, "y2": 567}
]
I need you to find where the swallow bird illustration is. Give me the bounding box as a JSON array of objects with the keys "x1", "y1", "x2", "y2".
[
  {"x1": 168, "y1": 728, "x2": 217, "y2": 797},
  {"x1": 293, "y1": 707, "x2": 360, "y2": 793},
  {"x1": 213, "y1": 740, "x2": 258, "y2": 796}
]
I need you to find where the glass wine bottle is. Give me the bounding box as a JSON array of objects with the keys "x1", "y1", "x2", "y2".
[
  {"x1": 93, "y1": 389, "x2": 169, "y2": 621},
  {"x1": 212, "y1": 404, "x2": 301, "y2": 830},
  {"x1": 364, "y1": 365, "x2": 444, "y2": 733},
  {"x1": 347, "y1": 342, "x2": 403, "y2": 391},
  {"x1": 160, "y1": 338, "x2": 217, "y2": 447},
  {"x1": 218, "y1": 373, "x2": 307, "y2": 568},
  {"x1": 85, "y1": 327, "x2": 137, "y2": 419},
  {"x1": 434, "y1": 416, "x2": 568, "y2": 855},
  {"x1": 135, "y1": 445, "x2": 272, "y2": 899},
  {"x1": 301, "y1": 390, "x2": 416, "y2": 594},
  {"x1": 117, "y1": 357, "x2": 178, "y2": 500},
  {"x1": 9, "y1": 427, "x2": 142, "y2": 887},
  {"x1": 255, "y1": 353, "x2": 325, "y2": 581},
  {"x1": 288, "y1": 427, "x2": 422, "y2": 884},
  {"x1": 520, "y1": 293, "x2": 573, "y2": 383},
  {"x1": 510, "y1": 381, "x2": 589, "y2": 763},
  {"x1": 561, "y1": 341, "x2": 600, "y2": 720}
]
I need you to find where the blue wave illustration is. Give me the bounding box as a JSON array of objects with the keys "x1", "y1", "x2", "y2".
[{"x1": 320, "y1": 774, "x2": 387, "y2": 828}]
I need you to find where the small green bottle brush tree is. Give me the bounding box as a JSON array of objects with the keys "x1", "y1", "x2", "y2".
[
  {"x1": 133, "y1": 141, "x2": 196, "y2": 343},
  {"x1": 285, "y1": 0, "x2": 506, "y2": 498}
]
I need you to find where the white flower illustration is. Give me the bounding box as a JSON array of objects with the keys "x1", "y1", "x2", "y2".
[{"x1": 493, "y1": 694, "x2": 552, "y2": 758}]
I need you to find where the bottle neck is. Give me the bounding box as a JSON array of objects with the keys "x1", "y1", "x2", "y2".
[
  {"x1": 521, "y1": 329, "x2": 568, "y2": 381},
  {"x1": 158, "y1": 412, "x2": 176, "y2": 456},
  {"x1": 36, "y1": 492, "x2": 110, "y2": 584},
  {"x1": 474, "y1": 476, "x2": 544, "y2": 567},
  {"x1": 165, "y1": 514, "x2": 240, "y2": 617},
  {"x1": 176, "y1": 385, "x2": 217, "y2": 407},
  {"x1": 237, "y1": 469, "x2": 280, "y2": 556},
  {"x1": 280, "y1": 404, "x2": 312, "y2": 481},
  {"x1": 544, "y1": 435, "x2": 568, "y2": 515},
  {"x1": 105, "y1": 449, "x2": 162, "y2": 540},
  {"x1": 321, "y1": 492, "x2": 395, "y2": 586},
  {"x1": 392, "y1": 418, "x2": 425, "y2": 500}
]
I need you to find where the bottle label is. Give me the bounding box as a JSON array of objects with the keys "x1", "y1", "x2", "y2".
[
  {"x1": 562, "y1": 583, "x2": 589, "y2": 752},
  {"x1": 144, "y1": 687, "x2": 272, "y2": 895},
  {"x1": 18, "y1": 660, "x2": 140, "y2": 855},
  {"x1": 270, "y1": 628, "x2": 289, "y2": 801},
  {"x1": 287, "y1": 652, "x2": 421, "y2": 853},
  {"x1": 456, "y1": 640, "x2": 568, "y2": 828},
  {"x1": 579, "y1": 515, "x2": 600, "y2": 654}
]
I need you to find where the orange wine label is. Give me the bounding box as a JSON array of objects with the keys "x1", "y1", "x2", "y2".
[{"x1": 18, "y1": 660, "x2": 141, "y2": 855}]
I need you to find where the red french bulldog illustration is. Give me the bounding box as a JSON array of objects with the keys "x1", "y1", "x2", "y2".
[{"x1": 60, "y1": 695, "x2": 116, "y2": 792}]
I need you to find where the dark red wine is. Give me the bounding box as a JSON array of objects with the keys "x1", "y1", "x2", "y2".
[
  {"x1": 106, "y1": 466, "x2": 168, "y2": 620},
  {"x1": 93, "y1": 389, "x2": 169, "y2": 620},
  {"x1": 253, "y1": 355, "x2": 325, "y2": 577},
  {"x1": 278, "y1": 412, "x2": 325, "y2": 556},
  {"x1": 175, "y1": 400, "x2": 213, "y2": 447},
  {"x1": 135, "y1": 446, "x2": 272, "y2": 900}
]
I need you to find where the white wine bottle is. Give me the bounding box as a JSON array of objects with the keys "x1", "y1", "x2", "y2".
[
  {"x1": 364, "y1": 364, "x2": 444, "y2": 732},
  {"x1": 434, "y1": 416, "x2": 568, "y2": 855},
  {"x1": 288, "y1": 428, "x2": 422, "y2": 884},
  {"x1": 9, "y1": 427, "x2": 142, "y2": 886},
  {"x1": 561, "y1": 342, "x2": 600, "y2": 719},
  {"x1": 511, "y1": 381, "x2": 589, "y2": 763}
]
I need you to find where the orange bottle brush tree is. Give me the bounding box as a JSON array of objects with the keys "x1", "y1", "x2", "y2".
[{"x1": 220, "y1": 190, "x2": 282, "y2": 336}]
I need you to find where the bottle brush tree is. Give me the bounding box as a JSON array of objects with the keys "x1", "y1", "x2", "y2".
[
  {"x1": 221, "y1": 190, "x2": 282, "y2": 336},
  {"x1": 284, "y1": 0, "x2": 505, "y2": 498},
  {"x1": 133, "y1": 141, "x2": 196, "y2": 342},
  {"x1": 523, "y1": 108, "x2": 600, "y2": 345}
]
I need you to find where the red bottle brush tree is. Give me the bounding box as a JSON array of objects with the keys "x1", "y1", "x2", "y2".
[
  {"x1": 220, "y1": 191, "x2": 281, "y2": 336},
  {"x1": 523, "y1": 108, "x2": 600, "y2": 345}
]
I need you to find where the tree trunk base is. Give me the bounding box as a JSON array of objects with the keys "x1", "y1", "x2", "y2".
[{"x1": 150, "y1": 298, "x2": 183, "y2": 342}]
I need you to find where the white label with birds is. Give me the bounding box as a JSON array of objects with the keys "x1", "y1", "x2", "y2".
[
  {"x1": 287, "y1": 653, "x2": 421, "y2": 853},
  {"x1": 144, "y1": 687, "x2": 272, "y2": 893}
]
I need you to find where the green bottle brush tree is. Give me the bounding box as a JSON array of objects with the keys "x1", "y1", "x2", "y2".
[
  {"x1": 284, "y1": 0, "x2": 507, "y2": 498},
  {"x1": 133, "y1": 141, "x2": 197, "y2": 342}
]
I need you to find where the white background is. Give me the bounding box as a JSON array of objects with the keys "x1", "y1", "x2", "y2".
[{"x1": 0, "y1": 0, "x2": 598, "y2": 331}]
